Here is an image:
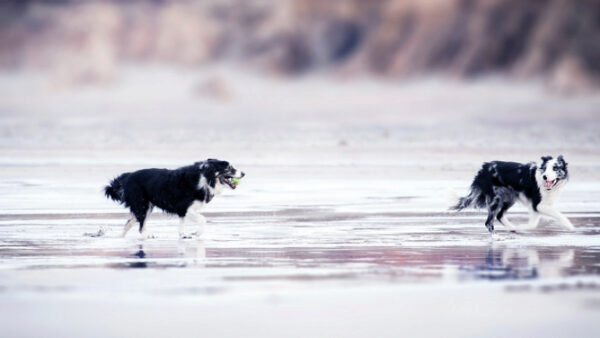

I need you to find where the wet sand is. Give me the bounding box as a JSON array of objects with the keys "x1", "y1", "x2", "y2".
[
  {"x1": 1, "y1": 67, "x2": 599, "y2": 337},
  {"x1": 1, "y1": 171, "x2": 600, "y2": 337}
]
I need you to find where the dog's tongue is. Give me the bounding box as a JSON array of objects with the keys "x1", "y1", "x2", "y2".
[{"x1": 545, "y1": 180, "x2": 554, "y2": 189}]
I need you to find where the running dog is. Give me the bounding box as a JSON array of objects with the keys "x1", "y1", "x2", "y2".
[
  {"x1": 104, "y1": 159, "x2": 244, "y2": 238},
  {"x1": 451, "y1": 155, "x2": 573, "y2": 233}
]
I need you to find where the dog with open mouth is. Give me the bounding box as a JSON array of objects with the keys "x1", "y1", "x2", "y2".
[
  {"x1": 104, "y1": 159, "x2": 244, "y2": 239},
  {"x1": 451, "y1": 155, "x2": 573, "y2": 233}
]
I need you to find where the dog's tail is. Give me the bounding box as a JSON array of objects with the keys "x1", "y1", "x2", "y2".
[
  {"x1": 104, "y1": 175, "x2": 127, "y2": 203},
  {"x1": 449, "y1": 187, "x2": 481, "y2": 211}
]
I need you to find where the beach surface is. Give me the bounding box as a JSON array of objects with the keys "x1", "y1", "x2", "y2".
[{"x1": 1, "y1": 67, "x2": 599, "y2": 337}]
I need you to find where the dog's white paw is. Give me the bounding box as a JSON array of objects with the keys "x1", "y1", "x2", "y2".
[
  {"x1": 186, "y1": 231, "x2": 204, "y2": 238},
  {"x1": 507, "y1": 227, "x2": 521, "y2": 234},
  {"x1": 84, "y1": 226, "x2": 109, "y2": 238},
  {"x1": 179, "y1": 233, "x2": 194, "y2": 239},
  {"x1": 490, "y1": 232, "x2": 506, "y2": 241}
]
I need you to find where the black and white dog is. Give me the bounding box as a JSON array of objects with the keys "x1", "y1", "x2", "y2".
[
  {"x1": 104, "y1": 159, "x2": 244, "y2": 238},
  {"x1": 451, "y1": 155, "x2": 573, "y2": 233}
]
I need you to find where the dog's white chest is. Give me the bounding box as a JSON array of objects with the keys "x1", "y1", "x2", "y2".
[
  {"x1": 540, "y1": 187, "x2": 563, "y2": 206},
  {"x1": 214, "y1": 181, "x2": 225, "y2": 195},
  {"x1": 188, "y1": 201, "x2": 205, "y2": 213}
]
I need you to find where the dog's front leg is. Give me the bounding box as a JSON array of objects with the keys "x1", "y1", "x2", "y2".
[
  {"x1": 179, "y1": 211, "x2": 205, "y2": 239},
  {"x1": 194, "y1": 214, "x2": 206, "y2": 238},
  {"x1": 498, "y1": 216, "x2": 517, "y2": 232},
  {"x1": 522, "y1": 211, "x2": 542, "y2": 230},
  {"x1": 536, "y1": 205, "x2": 575, "y2": 231},
  {"x1": 178, "y1": 217, "x2": 189, "y2": 239},
  {"x1": 179, "y1": 214, "x2": 197, "y2": 239}
]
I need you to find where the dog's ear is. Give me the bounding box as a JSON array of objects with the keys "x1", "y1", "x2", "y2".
[
  {"x1": 216, "y1": 161, "x2": 229, "y2": 170},
  {"x1": 205, "y1": 158, "x2": 227, "y2": 165},
  {"x1": 540, "y1": 156, "x2": 552, "y2": 163},
  {"x1": 557, "y1": 155, "x2": 568, "y2": 167},
  {"x1": 207, "y1": 159, "x2": 229, "y2": 171}
]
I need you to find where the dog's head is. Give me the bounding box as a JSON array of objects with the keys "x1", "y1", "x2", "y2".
[
  {"x1": 197, "y1": 159, "x2": 244, "y2": 190},
  {"x1": 539, "y1": 155, "x2": 568, "y2": 190}
]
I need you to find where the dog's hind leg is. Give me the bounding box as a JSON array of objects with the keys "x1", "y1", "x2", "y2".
[
  {"x1": 121, "y1": 215, "x2": 138, "y2": 238},
  {"x1": 140, "y1": 224, "x2": 155, "y2": 239},
  {"x1": 139, "y1": 205, "x2": 155, "y2": 238},
  {"x1": 485, "y1": 196, "x2": 502, "y2": 233},
  {"x1": 496, "y1": 205, "x2": 517, "y2": 232},
  {"x1": 133, "y1": 206, "x2": 149, "y2": 233},
  {"x1": 484, "y1": 212, "x2": 495, "y2": 233},
  {"x1": 126, "y1": 200, "x2": 153, "y2": 238}
]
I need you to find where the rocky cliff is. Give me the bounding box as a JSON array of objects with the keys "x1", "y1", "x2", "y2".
[{"x1": 0, "y1": 0, "x2": 598, "y2": 90}]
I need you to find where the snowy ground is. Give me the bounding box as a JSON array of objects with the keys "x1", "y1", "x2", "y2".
[{"x1": 0, "y1": 66, "x2": 599, "y2": 337}]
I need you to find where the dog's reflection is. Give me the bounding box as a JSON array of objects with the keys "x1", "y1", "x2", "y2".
[
  {"x1": 460, "y1": 245, "x2": 574, "y2": 280},
  {"x1": 126, "y1": 241, "x2": 206, "y2": 268},
  {"x1": 128, "y1": 245, "x2": 147, "y2": 268},
  {"x1": 501, "y1": 247, "x2": 574, "y2": 278},
  {"x1": 176, "y1": 240, "x2": 207, "y2": 262}
]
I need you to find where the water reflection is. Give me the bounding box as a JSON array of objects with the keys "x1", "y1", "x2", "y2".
[
  {"x1": 5, "y1": 232, "x2": 598, "y2": 285},
  {"x1": 102, "y1": 240, "x2": 206, "y2": 269},
  {"x1": 128, "y1": 245, "x2": 147, "y2": 268},
  {"x1": 185, "y1": 245, "x2": 593, "y2": 283},
  {"x1": 458, "y1": 246, "x2": 575, "y2": 281},
  {"x1": 105, "y1": 244, "x2": 589, "y2": 284},
  {"x1": 176, "y1": 240, "x2": 206, "y2": 261},
  {"x1": 117, "y1": 242, "x2": 206, "y2": 269}
]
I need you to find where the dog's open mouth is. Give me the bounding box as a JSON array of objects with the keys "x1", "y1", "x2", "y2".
[
  {"x1": 544, "y1": 179, "x2": 558, "y2": 190},
  {"x1": 220, "y1": 176, "x2": 238, "y2": 189}
]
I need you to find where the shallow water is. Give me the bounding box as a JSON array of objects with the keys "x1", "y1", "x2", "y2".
[
  {"x1": 1, "y1": 208, "x2": 599, "y2": 283},
  {"x1": 1, "y1": 196, "x2": 600, "y2": 337},
  {"x1": 2, "y1": 171, "x2": 599, "y2": 293},
  {"x1": 1, "y1": 70, "x2": 600, "y2": 337}
]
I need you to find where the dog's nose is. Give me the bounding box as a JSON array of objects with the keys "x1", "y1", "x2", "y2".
[
  {"x1": 542, "y1": 175, "x2": 547, "y2": 180},
  {"x1": 241, "y1": 171, "x2": 245, "y2": 178}
]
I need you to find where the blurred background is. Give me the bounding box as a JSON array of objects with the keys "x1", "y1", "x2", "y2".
[
  {"x1": 0, "y1": 0, "x2": 599, "y2": 165},
  {"x1": 1, "y1": 0, "x2": 599, "y2": 86}
]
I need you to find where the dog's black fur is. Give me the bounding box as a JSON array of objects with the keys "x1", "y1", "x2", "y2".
[
  {"x1": 451, "y1": 155, "x2": 569, "y2": 233},
  {"x1": 105, "y1": 159, "x2": 243, "y2": 233}
]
